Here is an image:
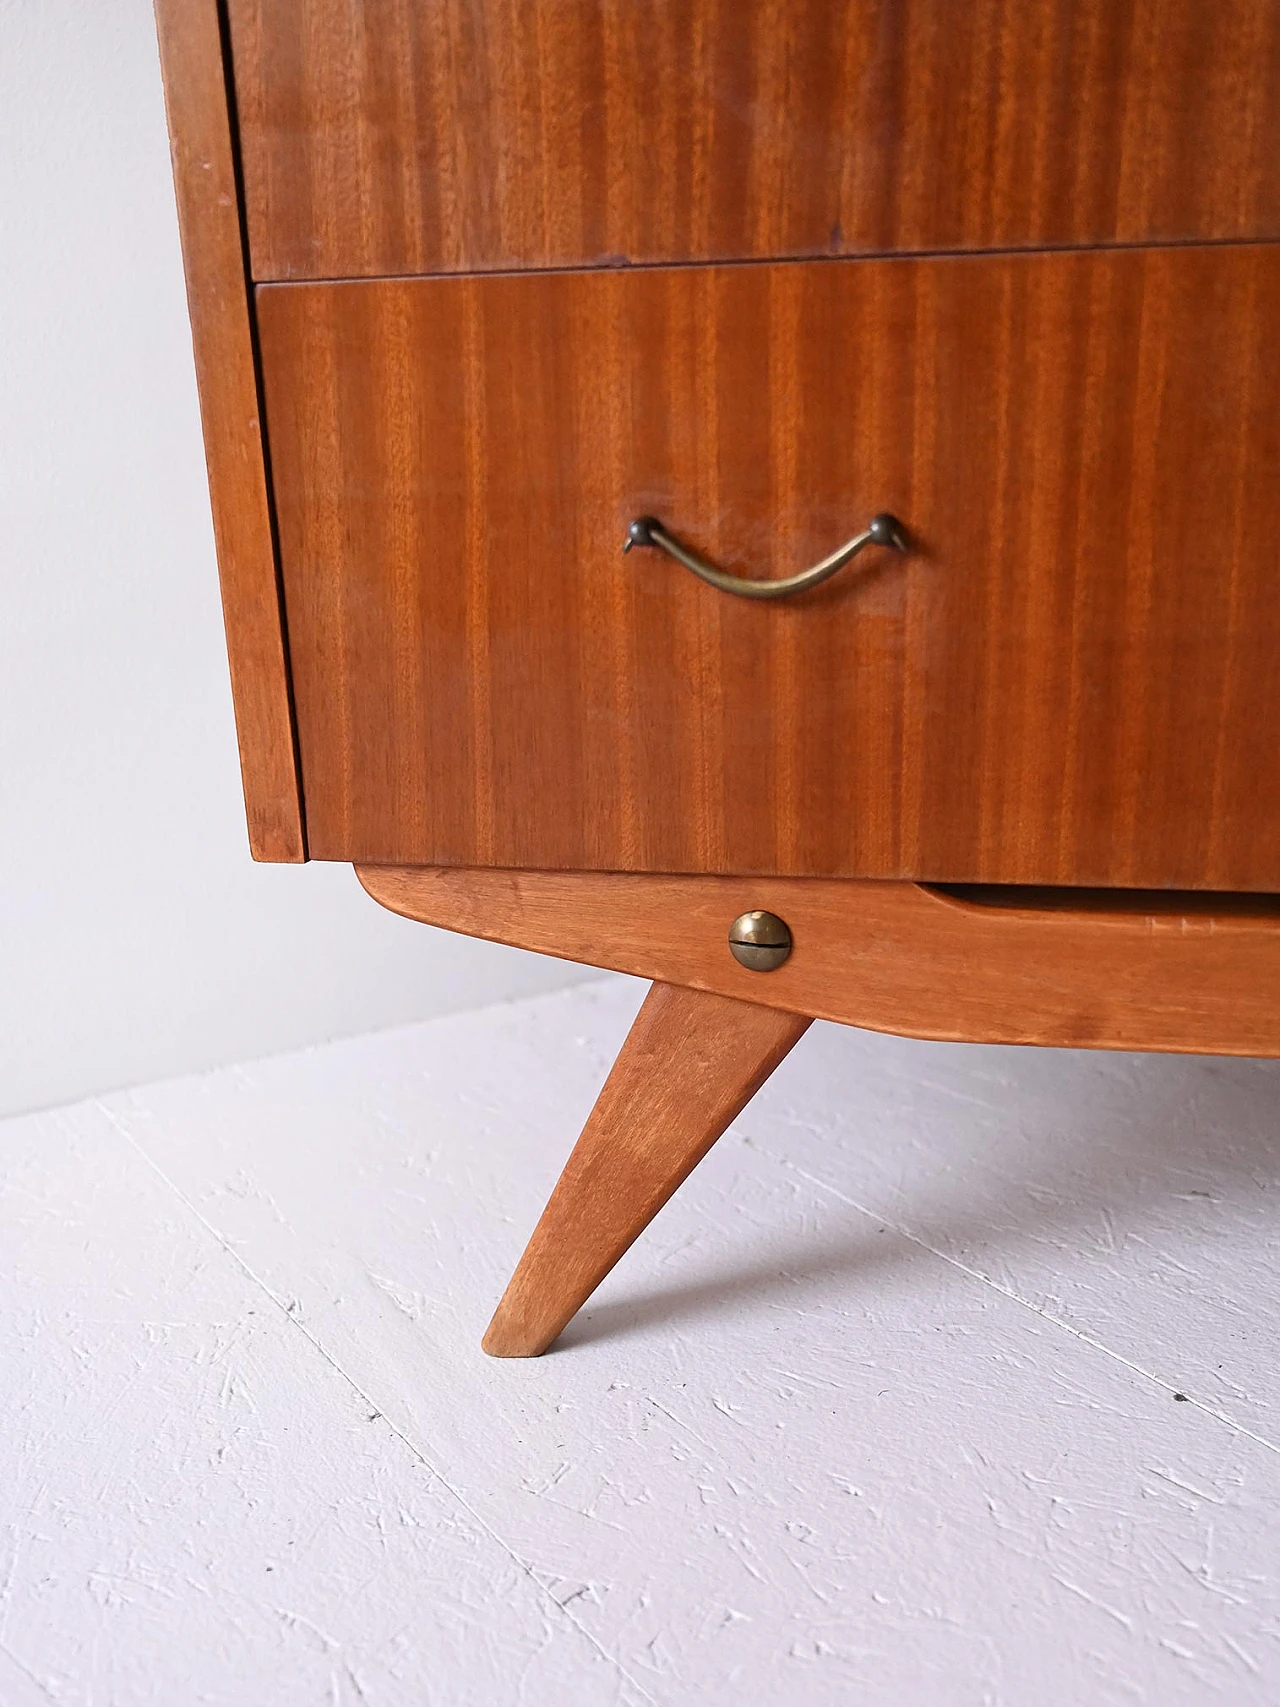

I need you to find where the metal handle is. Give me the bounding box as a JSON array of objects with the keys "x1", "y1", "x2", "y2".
[{"x1": 622, "y1": 511, "x2": 908, "y2": 599}]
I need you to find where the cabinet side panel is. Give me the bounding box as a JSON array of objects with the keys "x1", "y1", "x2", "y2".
[{"x1": 153, "y1": 0, "x2": 305, "y2": 861}]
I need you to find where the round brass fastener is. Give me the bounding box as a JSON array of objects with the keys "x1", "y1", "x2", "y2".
[{"x1": 728, "y1": 910, "x2": 792, "y2": 972}]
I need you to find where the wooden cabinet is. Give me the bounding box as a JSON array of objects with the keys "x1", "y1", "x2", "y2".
[{"x1": 157, "y1": 0, "x2": 1280, "y2": 1355}]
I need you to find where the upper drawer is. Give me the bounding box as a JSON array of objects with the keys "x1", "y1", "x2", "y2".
[
  {"x1": 228, "y1": 0, "x2": 1280, "y2": 282},
  {"x1": 256, "y1": 244, "x2": 1280, "y2": 889}
]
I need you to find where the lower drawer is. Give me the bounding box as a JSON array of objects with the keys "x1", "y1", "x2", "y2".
[{"x1": 256, "y1": 245, "x2": 1280, "y2": 887}]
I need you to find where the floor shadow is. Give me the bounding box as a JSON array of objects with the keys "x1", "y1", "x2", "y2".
[
  {"x1": 555, "y1": 1224, "x2": 902, "y2": 1351},
  {"x1": 553, "y1": 1037, "x2": 1280, "y2": 1353}
]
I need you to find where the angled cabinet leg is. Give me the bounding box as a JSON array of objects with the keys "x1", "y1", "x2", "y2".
[{"x1": 483, "y1": 982, "x2": 811, "y2": 1357}]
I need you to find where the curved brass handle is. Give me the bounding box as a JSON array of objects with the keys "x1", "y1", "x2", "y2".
[{"x1": 622, "y1": 511, "x2": 908, "y2": 599}]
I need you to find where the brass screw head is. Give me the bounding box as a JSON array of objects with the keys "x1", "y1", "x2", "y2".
[{"x1": 728, "y1": 910, "x2": 792, "y2": 972}]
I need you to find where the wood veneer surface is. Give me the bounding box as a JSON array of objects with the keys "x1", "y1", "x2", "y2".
[
  {"x1": 228, "y1": 0, "x2": 1280, "y2": 282},
  {"x1": 154, "y1": 0, "x2": 305, "y2": 859},
  {"x1": 259, "y1": 246, "x2": 1280, "y2": 888}
]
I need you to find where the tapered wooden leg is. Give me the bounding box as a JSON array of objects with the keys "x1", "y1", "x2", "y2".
[{"x1": 483, "y1": 982, "x2": 811, "y2": 1356}]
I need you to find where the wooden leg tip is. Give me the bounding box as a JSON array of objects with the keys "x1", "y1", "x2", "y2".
[{"x1": 481, "y1": 1309, "x2": 553, "y2": 1359}]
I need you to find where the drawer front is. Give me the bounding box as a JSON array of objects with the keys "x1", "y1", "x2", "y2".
[
  {"x1": 256, "y1": 246, "x2": 1280, "y2": 888},
  {"x1": 229, "y1": 0, "x2": 1280, "y2": 282}
]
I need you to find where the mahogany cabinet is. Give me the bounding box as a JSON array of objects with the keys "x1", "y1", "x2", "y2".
[{"x1": 156, "y1": 0, "x2": 1280, "y2": 1356}]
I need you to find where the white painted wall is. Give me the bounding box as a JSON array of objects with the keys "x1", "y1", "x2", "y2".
[{"x1": 0, "y1": 1, "x2": 586, "y2": 1118}]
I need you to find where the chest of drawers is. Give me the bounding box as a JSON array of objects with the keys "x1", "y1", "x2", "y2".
[{"x1": 157, "y1": 0, "x2": 1280, "y2": 1354}]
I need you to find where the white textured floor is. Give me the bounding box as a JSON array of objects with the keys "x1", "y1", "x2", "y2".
[{"x1": 4, "y1": 978, "x2": 1280, "y2": 1706}]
